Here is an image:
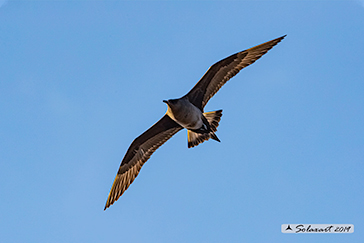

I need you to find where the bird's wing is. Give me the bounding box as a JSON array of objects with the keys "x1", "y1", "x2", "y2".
[
  {"x1": 104, "y1": 115, "x2": 182, "y2": 210},
  {"x1": 185, "y1": 35, "x2": 286, "y2": 109}
]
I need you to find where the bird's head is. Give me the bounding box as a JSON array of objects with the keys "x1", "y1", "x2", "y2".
[
  {"x1": 163, "y1": 99, "x2": 182, "y2": 117},
  {"x1": 163, "y1": 99, "x2": 178, "y2": 107}
]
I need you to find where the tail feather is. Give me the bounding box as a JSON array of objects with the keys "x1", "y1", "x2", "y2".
[
  {"x1": 187, "y1": 110, "x2": 222, "y2": 148},
  {"x1": 210, "y1": 132, "x2": 220, "y2": 142}
]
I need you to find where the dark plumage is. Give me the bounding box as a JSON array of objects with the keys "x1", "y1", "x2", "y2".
[{"x1": 104, "y1": 35, "x2": 286, "y2": 210}]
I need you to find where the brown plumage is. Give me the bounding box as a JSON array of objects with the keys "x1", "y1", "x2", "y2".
[{"x1": 104, "y1": 35, "x2": 286, "y2": 210}]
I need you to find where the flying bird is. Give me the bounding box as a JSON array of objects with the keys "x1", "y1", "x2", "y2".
[{"x1": 104, "y1": 35, "x2": 286, "y2": 210}]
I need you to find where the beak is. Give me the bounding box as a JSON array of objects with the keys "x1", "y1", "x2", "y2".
[{"x1": 163, "y1": 100, "x2": 168, "y2": 104}]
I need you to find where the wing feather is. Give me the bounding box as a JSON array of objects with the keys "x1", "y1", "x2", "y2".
[
  {"x1": 185, "y1": 35, "x2": 286, "y2": 109},
  {"x1": 104, "y1": 115, "x2": 182, "y2": 210}
]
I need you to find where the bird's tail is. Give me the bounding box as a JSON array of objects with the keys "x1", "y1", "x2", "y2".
[{"x1": 187, "y1": 110, "x2": 222, "y2": 148}]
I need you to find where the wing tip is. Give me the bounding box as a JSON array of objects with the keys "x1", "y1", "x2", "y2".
[
  {"x1": 245, "y1": 34, "x2": 287, "y2": 57},
  {"x1": 268, "y1": 34, "x2": 287, "y2": 46},
  {"x1": 277, "y1": 34, "x2": 287, "y2": 42},
  {"x1": 104, "y1": 203, "x2": 111, "y2": 211},
  {"x1": 104, "y1": 196, "x2": 113, "y2": 210}
]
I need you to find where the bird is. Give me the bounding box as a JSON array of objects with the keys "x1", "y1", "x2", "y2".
[{"x1": 104, "y1": 35, "x2": 286, "y2": 210}]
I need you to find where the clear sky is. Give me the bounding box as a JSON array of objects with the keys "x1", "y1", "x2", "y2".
[{"x1": 1, "y1": 1, "x2": 363, "y2": 242}]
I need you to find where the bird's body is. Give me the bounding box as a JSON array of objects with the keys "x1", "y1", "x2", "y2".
[
  {"x1": 164, "y1": 98, "x2": 203, "y2": 130},
  {"x1": 164, "y1": 97, "x2": 222, "y2": 146},
  {"x1": 104, "y1": 35, "x2": 286, "y2": 210}
]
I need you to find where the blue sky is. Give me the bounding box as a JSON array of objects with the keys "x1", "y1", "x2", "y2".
[{"x1": 1, "y1": 1, "x2": 363, "y2": 242}]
